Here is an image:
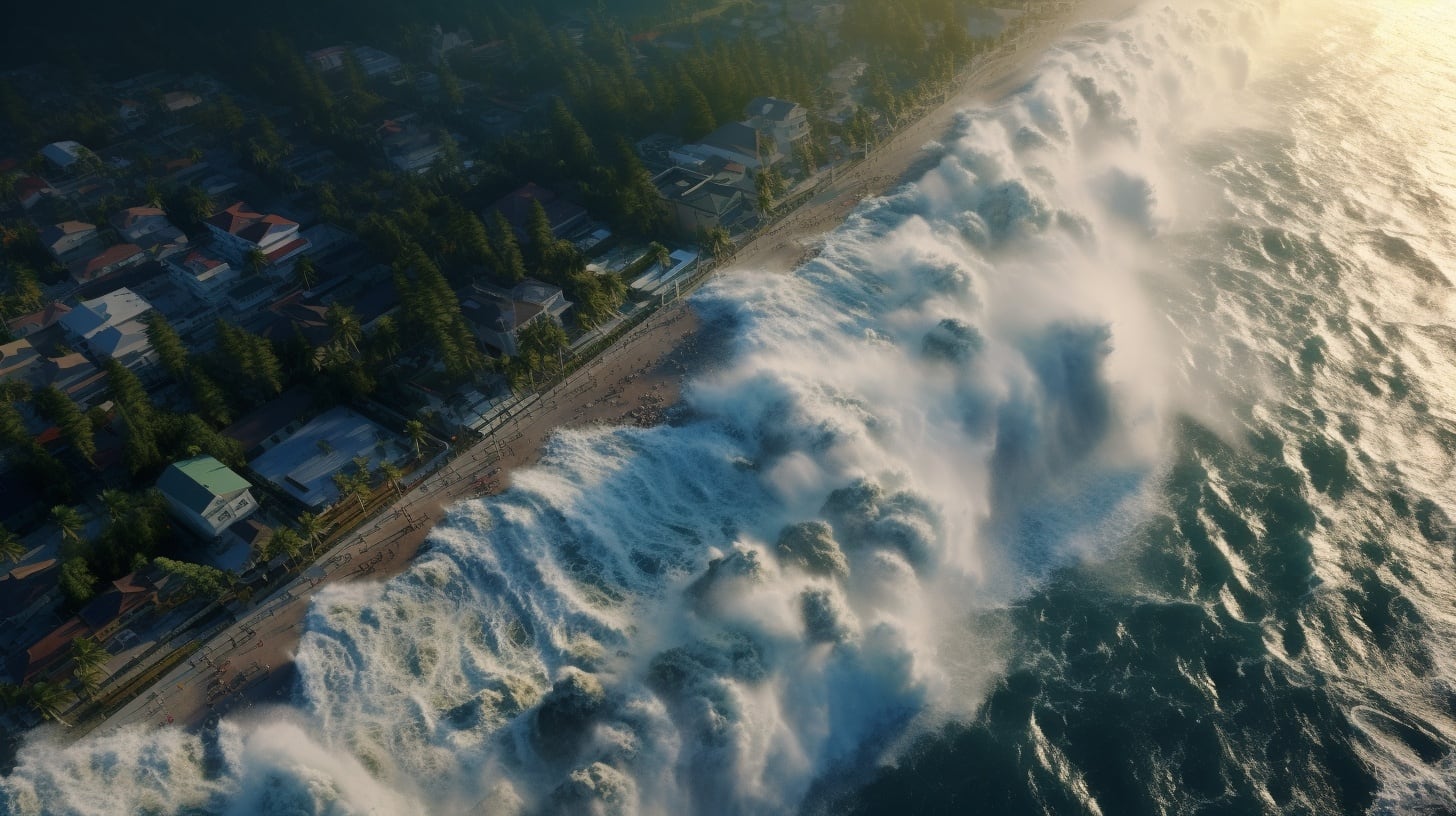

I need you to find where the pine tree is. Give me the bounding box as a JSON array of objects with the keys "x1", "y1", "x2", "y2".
[
  {"x1": 215, "y1": 321, "x2": 283, "y2": 399},
  {"x1": 144, "y1": 313, "x2": 189, "y2": 382},
  {"x1": 611, "y1": 137, "x2": 666, "y2": 236},
  {"x1": 679, "y1": 75, "x2": 716, "y2": 139},
  {"x1": 491, "y1": 212, "x2": 528, "y2": 283},
  {"x1": 549, "y1": 97, "x2": 599, "y2": 179},
  {"x1": 190, "y1": 372, "x2": 232, "y2": 427},
  {"x1": 32, "y1": 386, "x2": 96, "y2": 464},
  {"x1": 102, "y1": 358, "x2": 153, "y2": 426}
]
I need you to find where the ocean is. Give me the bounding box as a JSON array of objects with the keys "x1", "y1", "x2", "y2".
[{"x1": 4, "y1": 0, "x2": 1455, "y2": 813}]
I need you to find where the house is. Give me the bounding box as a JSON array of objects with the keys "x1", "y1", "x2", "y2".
[
  {"x1": 161, "y1": 91, "x2": 203, "y2": 112},
  {"x1": 0, "y1": 338, "x2": 43, "y2": 384},
  {"x1": 353, "y1": 46, "x2": 404, "y2": 79},
  {"x1": 118, "y1": 99, "x2": 147, "y2": 130},
  {"x1": 258, "y1": 297, "x2": 329, "y2": 346},
  {"x1": 6, "y1": 571, "x2": 164, "y2": 684},
  {"x1": 15, "y1": 175, "x2": 55, "y2": 210},
  {"x1": 630, "y1": 249, "x2": 699, "y2": 296},
  {"x1": 79, "y1": 572, "x2": 164, "y2": 641},
  {"x1": 38, "y1": 352, "x2": 108, "y2": 406},
  {"x1": 6, "y1": 616, "x2": 92, "y2": 684},
  {"x1": 653, "y1": 167, "x2": 747, "y2": 235},
  {"x1": 3, "y1": 301, "x2": 71, "y2": 339},
  {"x1": 41, "y1": 140, "x2": 89, "y2": 172},
  {"x1": 130, "y1": 275, "x2": 218, "y2": 337},
  {"x1": 0, "y1": 559, "x2": 57, "y2": 630},
  {"x1": 307, "y1": 45, "x2": 348, "y2": 72},
  {"x1": 69, "y1": 243, "x2": 146, "y2": 285},
  {"x1": 166, "y1": 248, "x2": 237, "y2": 303},
  {"x1": 58, "y1": 287, "x2": 157, "y2": 373},
  {"x1": 226, "y1": 276, "x2": 278, "y2": 313},
  {"x1": 113, "y1": 206, "x2": 170, "y2": 241},
  {"x1": 487, "y1": 183, "x2": 588, "y2": 241},
  {"x1": 461, "y1": 279, "x2": 571, "y2": 356},
  {"x1": 676, "y1": 122, "x2": 778, "y2": 169},
  {"x1": 377, "y1": 117, "x2": 446, "y2": 174},
  {"x1": 156, "y1": 455, "x2": 258, "y2": 539},
  {"x1": 247, "y1": 407, "x2": 409, "y2": 509},
  {"x1": 111, "y1": 207, "x2": 188, "y2": 257},
  {"x1": 744, "y1": 96, "x2": 810, "y2": 157},
  {"x1": 222, "y1": 386, "x2": 314, "y2": 456},
  {"x1": 432, "y1": 25, "x2": 474, "y2": 63},
  {"x1": 40, "y1": 221, "x2": 99, "y2": 261},
  {"x1": 205, "y1": 202, "x2": 311, "y2": 270}
]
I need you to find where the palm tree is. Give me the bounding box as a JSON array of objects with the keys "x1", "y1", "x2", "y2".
[
  {"x1": 50, "y1": 505, "x2": 85, "y2": 549},
  {"x1": 404, "y1": 419, "x2": 427, "y2": 461},
  {"x1": 326, "y1": 302, "x2": 361, "y2": 354},
  {"x1": 649, "y1": 241, "x2": 671, "y2": 270},
  {"x1": 144, "y1": 182, "x2": 165, "y2": 211},
  {"x1": 332, "y1": 472, "x2": 369, "y2": 512},
  {"x1": 293, "y1": 255, "x2": 319, "y2": 290},
  {"x1": 704, "y1": 226, "x2": 732, "y2": 263},
  {"x1": 69, "y1": 637, "x2": 109, "y2": 698},
  {"x1": 244, "y1": 247, "x2": 268, "y2": 276},
  {"x1": 0, "y1": 524, "x2": 24, "y2": 564},
  {"x1": 369, "y1": 316, "x2": 401, "y2": 363},
  {"x1": 600, "y1": 271, "x2": 628, "y2": 305},
  {"x1": 262, "y1": 527, "x2": 303, "y2": 566},
  {"x1": 99, "y1": 489, "x2": 131, "y2": 522},
  {"x1": 378, "y1": 461, "x2": 404, "y2": 496},
  {"x1": 296, "y1": 512, "x2": 328, "y2": 555},
  {"x1": 26, "y1": 681, "x2": 73, "y2": 726}
]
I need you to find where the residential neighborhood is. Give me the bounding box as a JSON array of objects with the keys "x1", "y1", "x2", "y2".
[{"x1": 0, "y1": 0, "x2": 1031, "y2": 738}]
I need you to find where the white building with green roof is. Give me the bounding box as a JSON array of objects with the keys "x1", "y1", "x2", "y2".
[{"x1": 156, "y1": 455, "x2": 258, "y2": 539}]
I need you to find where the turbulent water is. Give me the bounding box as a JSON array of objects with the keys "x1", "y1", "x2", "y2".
[{"x1": 6, "y1": 0, "x2": 1456, "y2": 813}]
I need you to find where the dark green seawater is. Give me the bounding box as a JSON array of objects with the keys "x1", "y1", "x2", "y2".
[
  {"x1": 4, "y1": 1, "x2": 1455, "y2": 814},
  {"x1": 845, "y1": 2, "x2": 1456, "y2": 813}
]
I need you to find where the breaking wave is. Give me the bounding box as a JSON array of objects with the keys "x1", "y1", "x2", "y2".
[{"x1": 11, "y1": 0, "x2": 1456, "y2": 813}]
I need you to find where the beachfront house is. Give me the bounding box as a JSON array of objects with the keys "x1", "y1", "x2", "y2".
[
  {"x1": 6, "y1": 571, "x2": 169, "y2": 684},
  {"x1": 673, "y1": 122, "x2": 779, "y2": 170},
  {"x1": 156, "y1": 455, "x2": 258, "y2": 540},
  {"x1": 653, "y1": 166, "x2": 746, "y2": 235},
  {"x1": 461, "y1": 279, "x2": 571, "y2": 356},
  {"x1": 744, "y1": 97, "x2": 810, "y2": 158}
]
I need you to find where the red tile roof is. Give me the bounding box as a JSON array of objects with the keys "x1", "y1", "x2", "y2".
[
  {"x1": 263, "y1": 236, "x2": 308, "y2": 263},
  {"x1": 180, "y1": 249, "x2": 226, "y2": 271},
  {"x1": 70, "y1": 243, "x2": 144, "y2": 282},
  {"x1": 112, "y1": 206, "x2": 166, "y2": 230},
  {"x1": 8, "y1": 616, "x2": 92, "y2": 683},
  {"x1": 7, "y1": 301, "x2": 72, "y2": 334},
  {"x1": 208, "y1": 202, "x2": 299, "y2": 246},
  {"x1": 16, "y1": 176, "x2": 52, "y2": 197}
]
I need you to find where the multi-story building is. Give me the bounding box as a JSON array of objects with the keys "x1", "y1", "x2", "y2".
[{"x1": 204, "y1": 202, "x2": 311, "y2": 273}]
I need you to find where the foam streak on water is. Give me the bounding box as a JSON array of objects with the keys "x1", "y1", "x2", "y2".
[{"x1": 6, "y1": 0, "x2": 1456, "y2": 813}]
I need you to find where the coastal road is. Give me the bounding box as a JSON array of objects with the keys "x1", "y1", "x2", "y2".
[{"x1": 99, "y1": 300, "x2": 699, "y2": 734}]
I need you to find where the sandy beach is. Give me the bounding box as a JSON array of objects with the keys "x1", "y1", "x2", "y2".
[{"x1": 90, "y1": 1, "x2": 1125, "y2": 737}]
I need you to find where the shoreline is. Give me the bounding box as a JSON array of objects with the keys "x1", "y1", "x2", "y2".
[{"x1": 80, "y1": 0, "x2": 1121, "y2": 740}]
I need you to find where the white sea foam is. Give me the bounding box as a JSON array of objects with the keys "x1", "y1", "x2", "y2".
[{"x1": 1, "y1": 2, "x2": 1297, "y2": 813}]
